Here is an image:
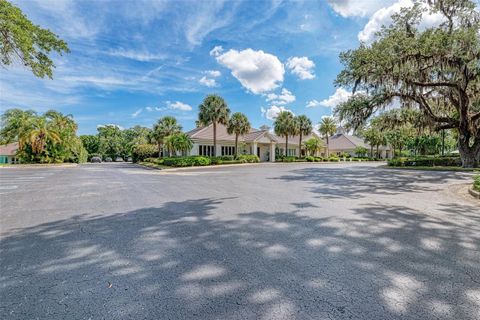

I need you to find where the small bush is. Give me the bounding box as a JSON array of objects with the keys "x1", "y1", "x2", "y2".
[
  {"x1": 278, "y1": 156, "x2": 296, "y2": 162},
  {"x1": 237, "y1": 154, "x2": 260, "y2": 163},
  {"x1": 474, "y1": 175, "x2": 480, "y2": 192},
  {"x1": 314, "y1": 157, "x2": 323, "y2": 162},
  {"x1": 305, "y1": 156, "x2": 315, "y2": 162},
  {"x1": 132, "y1": 144, "x2": 158, "y2": 163},
  {"x1": 328, "y1": 157, "x2": 340, "y2": 162}
]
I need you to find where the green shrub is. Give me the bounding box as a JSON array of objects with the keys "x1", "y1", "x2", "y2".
[
  {"x1": 388, "y1": 156, "x2": 461, "y2": 167},
  {"x1": 328, "y1": 157, "x2": 340, "y2": 162},
  {"x1": 162, "y1": 156, "x2": 211, "y2": 167},
  {"x1": 278, "y1": 156, "x2": 296, "y2": 162},
  {"x1": 132, "y1": 144, "x2": 158, "y2": 162},
  {"x1": 314, "y1": 157, "x2": 323, "y2": 162},
  {"x1": 237, "y1": 154, "x2": 260, "y2": 163},
  {"x1": 305, "y1": 156, "x2": 315, "y2": 162},
  {"x1": 474, "y1": 175, "x2": 480, "y2": 192}
]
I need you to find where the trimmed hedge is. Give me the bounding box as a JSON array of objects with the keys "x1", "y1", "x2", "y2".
[
  {"x1": 474, "y1": 175, "x2": 480, "y2": 192},
  {"x1": 237, "y1": 154, "x2": 260, "y2": 163},
  {"x1": 388, "y1": 156, "x2": 461, "y2": 167},
  {"x1": 132, "y1": 144, "x2": 158, "y2": 162},
  {"x1": 162, "y1": 156, "x2": 211, "y2": 167}
]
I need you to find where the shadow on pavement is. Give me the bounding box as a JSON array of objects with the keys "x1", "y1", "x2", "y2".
[{"x1": 1, "y1": 196, "x2": 479, "y2": 319}]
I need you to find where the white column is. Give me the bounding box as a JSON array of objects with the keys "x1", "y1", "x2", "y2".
[
  {"x1": 270, "y1": 143, "x2": 276, "y2": 162},
  {"x1": 251, "y1": 142, "x2": 258, "y2": 155}
]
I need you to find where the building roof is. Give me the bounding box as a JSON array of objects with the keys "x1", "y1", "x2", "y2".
[
  {"x1": 186, "y1": 123, "x2": 278, "y2": 143},
  {"x1": 328, "y1": 133, "x2": 390, "y2": 151},
  {"x1": 0, "y1": 142, "x2": 19, "y2": 156}
]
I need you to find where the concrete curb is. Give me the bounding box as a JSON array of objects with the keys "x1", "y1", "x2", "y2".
[
  {"x1": 469, "y1": 187, "x2": 480, "y2": 199},
  {"x1": 0, "y1": 163, "x2": 78, "y2": 169}
]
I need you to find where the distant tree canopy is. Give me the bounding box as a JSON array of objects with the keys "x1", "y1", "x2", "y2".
[
  {"x1": 0, "y1": 108, "x2": 86, "y2": 163},
  {"x1": 0, "y1": 0, "x2": 69, "y2": 78},
  {"x1": 334, "y1": 0, "x2": 480, "y2": 167}
]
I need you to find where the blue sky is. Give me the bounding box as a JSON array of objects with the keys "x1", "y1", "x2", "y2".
[{"x1": 2, "y1": 0, "x2": 417, "y2": 135}]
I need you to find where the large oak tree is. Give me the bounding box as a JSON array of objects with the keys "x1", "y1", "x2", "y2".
[{"x1": 334, "y1": 0, "x2": 480, "y2": 167}]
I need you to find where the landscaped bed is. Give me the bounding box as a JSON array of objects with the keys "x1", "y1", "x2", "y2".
[{"x1": 140, "y1": 154, "x2": 260, "y2": 168}]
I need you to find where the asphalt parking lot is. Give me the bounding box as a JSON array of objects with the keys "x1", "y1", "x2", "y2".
[{"x1": 0, "y1": 162, "x2": 479, "y2": 319}]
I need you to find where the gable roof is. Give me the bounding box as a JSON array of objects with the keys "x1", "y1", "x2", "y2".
[
  {"x1": 0, "y1": 142, "x2": 19, "y2": 156},
  {"x1": 186, "y1": 123, "x2": 277, "y2": 143},
  {"x1": 328, "y1": 133, "x2": 390, "y2": 151}
]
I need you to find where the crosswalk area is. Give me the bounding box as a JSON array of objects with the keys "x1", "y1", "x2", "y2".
[{"x1": 0, "y1": 171, "x2": 56, "y2": 195}]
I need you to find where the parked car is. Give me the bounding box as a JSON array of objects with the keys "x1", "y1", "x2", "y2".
[
  {"x1": 104, "y1": 157, "x2": 112, "y2": 162},
  {"x1": 115, "y1": 157, "x2": 124, "y2": 162},
  {"x1": 90, "y1": 156, "x2": 102, "y2": 163}
]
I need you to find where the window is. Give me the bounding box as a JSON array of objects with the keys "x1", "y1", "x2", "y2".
[
  {"x1": 287, "y1": 149, "x2": 296, "y2": 156},
  {"x1": 198, "y1": 145, "x2": 214, "y2": 156},
  {"x1": 221, "y1": 146, "x2": 235, "y2": 156}
]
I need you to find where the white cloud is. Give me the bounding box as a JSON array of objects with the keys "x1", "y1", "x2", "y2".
[
  {"x1": 107, "y1": 49, "x2": 166, "y2": 61},
  {"x1": 261, "y1": 105, "x2": 294, "y2": 121},
  {"x1": 209, "y1": 45, "x2": 224, "y2": 57},
  {"x1": 131, "y1": 108, "x2": 143, "y2": 118},
  {"x1": 61, "y1": 76, "x2": 133, "y2": 88},
  {"x1": 205, "y1": 70, "x2": 221, "y2": 77},
  {"x1": 265, "y1": 88, "x2": 295, "y2": 105},
  {"x1": 166, "y1": 101, "x2": 192, "y2": 111},
  {"x1": 286, "y1": 57, "x2": 315, "y2": 80},
  {"x1": 306, "y1": 99, "x2": 321, "y2": 108},
  {"x1": 358, "y1": 0, "x2": 445, "y2": 43},
  {"x1": 199, "y1": 76, "x2": 217, "y2": 87},
  {"x1": 216, "y1": 48, "x2": 284, "y2": 94},
  {"x1": 319, "y1": 88, "x2": 352, "y2": 108},
  {"x1": 145, "y1": 106, "x2": 153, "y2": 112},
  {"x1": 327, "y1": 0, "x2": 396, "y2": 18}
]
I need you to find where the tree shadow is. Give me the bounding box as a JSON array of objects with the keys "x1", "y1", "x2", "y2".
[
  {"x1": 270, "y1": 166, "x2": 473, "y2": 199},
  {"x1": 1, "y1": 197, "x2": 479, "y2": 319}
]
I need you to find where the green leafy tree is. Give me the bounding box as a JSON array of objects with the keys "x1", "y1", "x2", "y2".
[
  {"x1": 274, "y1": 111, "x2": 298, "y2": 156},
  {"x1": 152, "y1": 116, "x2": 182, "y2": 157},
  {"x1": 304, "y1": 137, "x2": 324, "y2": 156},
  {"x1": 80, "y1": 135, "x2": 100, "y2": 156},
  {"x1": 353, "y1": 146, "x2": 368, "y2": 158},
  {"x1": 227, "y1": 112, "x2": 251, "y2": 157},
  {"x1": 363, "y1": 127, "x2": 386, "y2": 158},
  {"x1": 97, "y1": 125, "x2": 123, "y2": 159},
  {"x1": 318, "y1": 117, "x2": 337, "y2": 157},
  {"x1": 386, "y1": 128, "x2": 413, "y2": 158},
  {"x1": 334, "y1": 0, "x2": 480, "y2": 167},
  {"x1": 0, "y1": 0, "x2": 69, "y2": 78},
  {"x1": 198, "y1": 94, "x2": 230, "y2": 157},
  {"x1": 295, "y1": 115, "x2": 313, "y2": 157}
]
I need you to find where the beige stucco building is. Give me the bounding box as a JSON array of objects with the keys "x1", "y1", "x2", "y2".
[{"x1": 186, "y1": 123, "x2": 324, "y2": 162}]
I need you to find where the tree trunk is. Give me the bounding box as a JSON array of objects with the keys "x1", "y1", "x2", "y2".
[
  {"x1": 235, "y1": 134, "x2": 238, "y2": 158},
  {"x1": 158, "y1": 143, "x2": 162, "y2": 157},
  {"x1": 285, "y1": 136, "x2": 288, "y2": 156},
  {"x1": 326, "y1": 136, "x2": 329, "y2": 158},
  {"x1": 370, "y1": 146, "x2": 373, "y2": 158},
  {"x1": 458, "y1": 135, "x2": 480, "y2": 168},
  {"x1": 213, "y1": 122, "x2": 217, "y2": 157},
  {"x1": 299, "y1": 133, "x2": 303, "y2": 158},
  {"x1": 376, "y1": 145, "x2": 380, "y2": 159}
]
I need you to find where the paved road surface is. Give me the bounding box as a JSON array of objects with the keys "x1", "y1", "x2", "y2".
[{"x1": 0, "y1": 162, "x2": 479, "y2": 319}]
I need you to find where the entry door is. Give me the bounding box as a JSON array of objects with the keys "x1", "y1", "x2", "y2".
[{"x1": 257, "y1": 147, "x2": 260, "y2": 157}]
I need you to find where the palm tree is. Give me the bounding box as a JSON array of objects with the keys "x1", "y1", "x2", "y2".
[
  {"x1": 319, "y1": 117, "x2": 337, "y2": 157},
  {"x1": 0, "y1": 109, "x2": 37, "y2": 148},
  {"x1": 28, "y1": 116, "x2": 61, "y2": 157},
  {"x1": 304, "y1": 137, "x2": 324, "y2": 156},
  {"x1": 171, "y1": 133, "x2": 193, "y2": 156},
  {"x1": 152, "y1": 116, "x2": 182, "y2": 157},
  {"x1": 197, "y1": 94, "x2": 230, "y2": 157},
  {"x1": 227, "y1": 112, "x2": 251, "y2": 157},
  {"x1": 295, "y1": 115, "x2": 313, "y2": 157},
  {"x1": 274, "y1": 111, "x2": 298, "y2": 157}
]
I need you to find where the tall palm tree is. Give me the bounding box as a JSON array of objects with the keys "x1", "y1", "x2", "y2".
[
  {"x1": 0, "y1": 109, "x2": 37, "y2": 148},
  {"x1": 295, "y1": 115, "x2": 313, "y2": 157},
  {"x1": 274, "y1": 111, "x2": 298, "y2": 156},
  {"x1": 319, "y1": 117, "x2": 337, "y2": 157},
  {"x1": 197, "y1": 94, "x2": 230, "y2": 157},
  {"x1": 227, "y1": 112, "x2": 251, "y2": 157},
  {"x1": 152, "y1": 116, "x2": 182, "y2": 157}
]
